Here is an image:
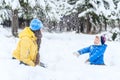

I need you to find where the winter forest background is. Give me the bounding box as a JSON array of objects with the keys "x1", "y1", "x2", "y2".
[{"x1": 0, "y1": 0, "x2": 120, "y2": 40}]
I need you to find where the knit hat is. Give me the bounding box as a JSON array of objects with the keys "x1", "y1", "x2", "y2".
[
  {"x1": 30, "y1": 18, "x2": 43, "y2": 31},
  {"x1": 101, "y1": 35, "x2": 106, "y2": 44}
]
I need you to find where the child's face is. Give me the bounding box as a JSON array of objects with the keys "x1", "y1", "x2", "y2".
[{"x1": 94, "y1": 36, "x2": 100, "y2": 45}]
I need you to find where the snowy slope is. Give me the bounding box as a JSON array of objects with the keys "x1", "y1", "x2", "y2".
[{"x1": 0, "y1": 26, "x2": 120, "y2": 80}]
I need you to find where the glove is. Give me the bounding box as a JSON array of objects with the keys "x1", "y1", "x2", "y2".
[
  {"x1": 85, "y1": 59, "x2": 89, "y2": 63},
  {"x1": 73, "y1": 52, "x2": 80, "y2": 57}
]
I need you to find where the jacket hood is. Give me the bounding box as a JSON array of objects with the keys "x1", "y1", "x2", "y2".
[{"x1": 19, "y1": 27, "x2": 37, "y2": 40}]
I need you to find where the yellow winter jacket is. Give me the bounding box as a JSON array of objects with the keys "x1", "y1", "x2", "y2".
[{"x1": 12, "y1": 27, "x2": 38, "y2": 66}]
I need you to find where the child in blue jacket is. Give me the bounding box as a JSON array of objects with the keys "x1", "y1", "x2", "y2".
[{"x1": 73, "y1": 35, "x2": 107, "y2": 65}]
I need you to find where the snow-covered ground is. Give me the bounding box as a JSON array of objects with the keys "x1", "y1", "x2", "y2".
[{"x1": 0, "y1": 26, "x2": 120, "y2": 80}]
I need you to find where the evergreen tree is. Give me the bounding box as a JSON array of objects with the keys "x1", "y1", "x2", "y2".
[{"x1": 0, "y1": 0, "x2": 120, "y2": 34}]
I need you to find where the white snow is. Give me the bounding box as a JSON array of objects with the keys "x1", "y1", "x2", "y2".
[
  {"x1": 0, "y1": 26, "x2": 120, "y2": 80},
  {"x1": 4, "y1": 0, "x2": 21, "y2": 10}
]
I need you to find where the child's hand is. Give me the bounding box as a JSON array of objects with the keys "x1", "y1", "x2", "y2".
[
  {"x1": 73, "y1": 52, "x2": 80, "y2": 57},
  {"x1": 85, "y1": 59, "x2": 89, "y2": 63}
]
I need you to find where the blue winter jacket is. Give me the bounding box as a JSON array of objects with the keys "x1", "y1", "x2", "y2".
[{"x1": 78, "y1": 44, "x2": 107, "y2": 65}]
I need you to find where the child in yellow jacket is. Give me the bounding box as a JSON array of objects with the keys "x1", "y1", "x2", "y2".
[{"x1": 12, "y1": 18, "x2": 43, "y2": 66}]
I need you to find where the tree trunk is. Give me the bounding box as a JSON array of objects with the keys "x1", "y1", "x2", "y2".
[
  {"x1": 59, "y1": 21, "x2": 63, "y2": 31},
  {"x1": 11, "y1": 10, "x2": 19, "y2": 37},
  {"x1": 118, "y1": 19, "x2": 120, "y2": 30},
  {"x1": 102, "y1": 16, "x2": 107, "y2": 31},
  {"x1": 86, "y1": 15, "x2": 91, "y2": 34},
  {"x1": 104, "y1": 19, "x2": 107, "y2": 31},
  {"x1": 80, "y1": 20, "x2": 84, "y2": 33}
]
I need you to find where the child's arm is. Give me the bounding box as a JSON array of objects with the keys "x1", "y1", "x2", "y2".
[{"x1": 78, "y1": 46, "x2": 91, "y2": 55}]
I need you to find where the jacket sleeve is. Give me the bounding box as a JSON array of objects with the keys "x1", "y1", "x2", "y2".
[
  {"x1": 29, "y1": 39, "x2": 38, "y2": 65},
  {"x1": 37, "y1": 32, "x2": 42, "y2": 50},
  {"x1": 20, "y1": 38, "x2": 35, "y2": 66},
  {"x1": 78, "y1": 46, "x2": 91, "y2": 55},
  {"x1": 35, "y1": 53, "x2": 40, "y2": 65},
  {"x1": 90, "y1": 45, "x2": 107, "y2": 62}
]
